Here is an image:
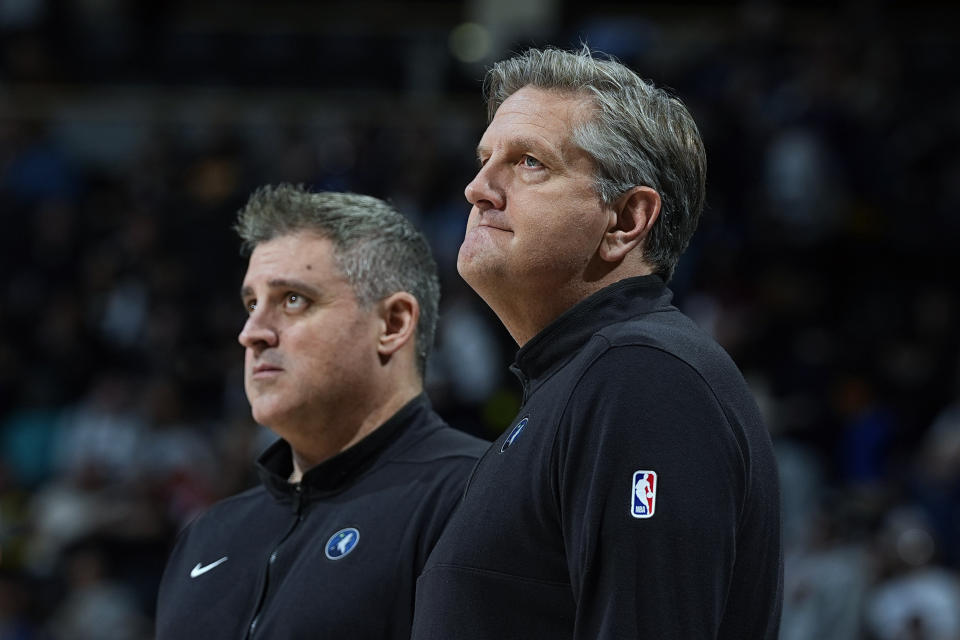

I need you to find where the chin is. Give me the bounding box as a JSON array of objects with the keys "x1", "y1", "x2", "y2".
[
  {"x1": 455, "y1": 252, "x2": 472, "y2": 280},
  {"x1": 249, "y1": 397, "x2": 288, "y2": 429},
  {"x1": 458, "y1": 247, "x2": 500, "y2": 283},
  {"x1": 456, "y1": 260, "x2": 489, "y2": 296},
  {"x1": 249, "y1": 406, "x2": 271, "y2": 428}
]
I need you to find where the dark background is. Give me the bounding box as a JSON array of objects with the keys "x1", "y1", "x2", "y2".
[{"x1": 1, "y1": 1, "x2": 959, "y2": 638}]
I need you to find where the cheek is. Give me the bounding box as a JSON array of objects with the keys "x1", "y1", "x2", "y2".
[
  {"x1": 295, "y1": 337, "x2": 342, "y2": 372},
  {"x1": 516, "y1": 193, "x2": 605, "y2": 254},
  {"x1": 300, "y1": 319, "x2": 377, "y2": 369}
]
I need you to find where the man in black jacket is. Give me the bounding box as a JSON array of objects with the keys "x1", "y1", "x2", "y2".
[
  {"x1": 156, "y1": 185, "x2": 486, "y2": 639},
  {"x1": 412, "y1": 47, "x2": 783, "y2": 639}
]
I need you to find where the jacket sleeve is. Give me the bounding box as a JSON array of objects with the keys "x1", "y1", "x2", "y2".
[{"x1": 554, "y1": 344, "x2": 746, "y2": 639}]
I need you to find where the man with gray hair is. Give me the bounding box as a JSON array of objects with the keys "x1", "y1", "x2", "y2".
[
  {"x1": 156, "y1": 185, "x2": 486, "y2": 639},
  {"x1": 412, "y1": 47, "x2": 782, "y2": 638}
]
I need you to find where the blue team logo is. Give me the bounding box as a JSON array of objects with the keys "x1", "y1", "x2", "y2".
[
  {"x1": 631, "y1": 471, "x2": 658, "y2": 519},
  {"x1": 325, "y1": 528, "x2": 360, "y2": 560},
  {"x1": 499, "y1": 417, "x2": 529, "y2": 453}
]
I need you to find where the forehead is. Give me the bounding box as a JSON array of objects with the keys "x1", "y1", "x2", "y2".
[
  {"x1": 481, "y1": 86, "x2": 594, "y2": 148},
  {"x1": 243, "y1": 232, "x2": 341, "y2": 283}
]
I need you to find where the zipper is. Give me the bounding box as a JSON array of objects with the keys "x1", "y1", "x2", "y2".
[
  {"x1": 509, "y1": 363, "x2": 530, "y2": 405},
  {"x1": 518, "y1": 371, "x2": 530, "y2": 405},
  {"x1": 246, "y1": 484, "x2": 305, "y2": 638}
]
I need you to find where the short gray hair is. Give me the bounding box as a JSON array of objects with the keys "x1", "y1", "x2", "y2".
[
  {"x1": 485, "y1": 47, "x2": 707, "y2": 281},
  {"x1": 235, "y1": 184, "x2": 440, "y2": 376}
]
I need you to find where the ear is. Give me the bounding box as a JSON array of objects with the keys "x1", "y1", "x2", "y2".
[
  {"x1": 377, "y1": 292, "x2": 419, "y2": 359},
  {"x1": 597, "y1": 186, "x2": 661, "y2": 264}
]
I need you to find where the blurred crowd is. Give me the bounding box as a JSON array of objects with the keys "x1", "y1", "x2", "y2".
[{"x1": 2, "y1": 1, "x2": 959, "y2": 638}]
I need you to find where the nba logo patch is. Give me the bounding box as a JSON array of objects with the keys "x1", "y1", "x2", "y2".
[{"x1": 631, "y1": 470, "x2": 657, "y2": 519}]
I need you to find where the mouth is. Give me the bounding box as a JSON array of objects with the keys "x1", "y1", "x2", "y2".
[
  {"x1": 476, "y1": 219, "x2": 512, "y2": 233},
  {"x1": 252, "y1": 363, "x2": 283, "y2": 377},
  {"x1": 474, "y1": 208, "x2": 512, "y2": 233}
]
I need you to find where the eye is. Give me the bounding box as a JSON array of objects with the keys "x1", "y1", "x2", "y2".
[
  {"x1": 284, "y1": 293, "x2": 309, "y2": 311},
  {"x1": 245, "y1": 299, "x2": 257, "y2": 313},
  {"x1": 521, "y1": 154, "x2": 542, "y2": 168}
]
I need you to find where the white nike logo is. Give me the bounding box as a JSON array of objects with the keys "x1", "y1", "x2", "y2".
[{"x1": 190, "y1": 557, "x2": 228, "y2": 578}]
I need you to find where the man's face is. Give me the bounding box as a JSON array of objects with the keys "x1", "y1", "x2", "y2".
[
  {"x1": 238, "y1": 232, "x2": 380, "y2": 430},
  {"x1": 458, "y1": 86, "x2": 613, "y2": 298}
]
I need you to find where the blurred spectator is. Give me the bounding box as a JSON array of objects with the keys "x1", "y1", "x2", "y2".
[
  {"x1": 780, "y1": 490, "x2": 877, "y2": 640},
  {"x1": 52, "y1": 372, "x2": 145, "y2": 484},
  {"x1": 1, "y1": 374, "x2": 60, "y2": 489},
  {"x1": 865, "y1": 507, "x2": 960, "y2": 640},
  {"x1": 46, "y1": 542, "x2": 150, "y2": 640},
  {"x1": 834, "y1": 374, "x2": 897, "y2": 488},
  {"x1": 763, "y1": 126, "x2": 844, "y2": 245},
  {"x1": 135, "y1": 376, "x2": 216, "y2": 528},
  {"x1": 910, "y1": 392, "x2": 960, "y2": 568},
  {"x1": 0, "y1": 124, "x2": 79, "y2": 204},
  {"x1": 865, "y1": 568, "x2": 960, "y2": 640}
]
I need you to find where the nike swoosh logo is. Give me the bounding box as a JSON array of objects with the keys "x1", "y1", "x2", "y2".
[{"x1": 190, "y1": 557, "x2": 228, "y2": 578}]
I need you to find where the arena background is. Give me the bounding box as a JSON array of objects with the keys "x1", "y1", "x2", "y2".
[{"x1": 1, "y1": 1, "x2": 959, "y2": 638}]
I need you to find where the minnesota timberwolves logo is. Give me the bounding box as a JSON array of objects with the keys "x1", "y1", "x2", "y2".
[
  {"x1": 325, "y1": 528, "x2": 360, "y2": 560},
  {"x1": 631, "y1": 470, "x2": 658, "y2": 519},
  {"x1": 499, "y1": 417, "x2": 529, "y2": 453}
]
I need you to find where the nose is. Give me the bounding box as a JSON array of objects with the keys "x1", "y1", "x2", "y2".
[
  {"x1": 464, "y1": 163, "x2": 505, "y2": 211},
  {"x1": 238, "y1": 310, "x2": 278, "y2": 352}
]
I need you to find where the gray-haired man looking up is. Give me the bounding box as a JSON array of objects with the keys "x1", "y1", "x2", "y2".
[
  {"x1": 157, "y1": 185, "x2": 486, "y2": 639},
  {"x1": 412, "y1": 47, "x2": 783, "y2": 639}
]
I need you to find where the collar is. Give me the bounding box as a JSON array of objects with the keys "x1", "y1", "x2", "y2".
[
  {"x1": 510, "y1": 275, "x2": 673, "y2": 393},
  {"x1": 256, "y1": 393, "x2": 430, "y2": 503}
]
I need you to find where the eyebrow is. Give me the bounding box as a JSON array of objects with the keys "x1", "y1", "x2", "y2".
[
  {"x1": 476, "y1": 136, "x2": 562, "y2": 165},
  {"x1": 240, "y1": 278, "x2": 323, "y2": 300}
]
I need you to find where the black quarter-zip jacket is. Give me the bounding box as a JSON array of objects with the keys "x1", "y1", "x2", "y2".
[
  {"x1": 413, "y1": 276, "x2": 783, "y2": 639},
  {"x1": 156, "y1": 394, "x2": 487, "y2": 639}
]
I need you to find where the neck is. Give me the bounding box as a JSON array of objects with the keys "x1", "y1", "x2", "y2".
[
  {"x1": 482, "y1": 264, "x2": 654, "y2": 347},
  {"x1": 283, "y1": 382, "x2": 421, "y2": 483},
  {"x1": 487, "y1": 284, "x2": 587, "y2": 346}
]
